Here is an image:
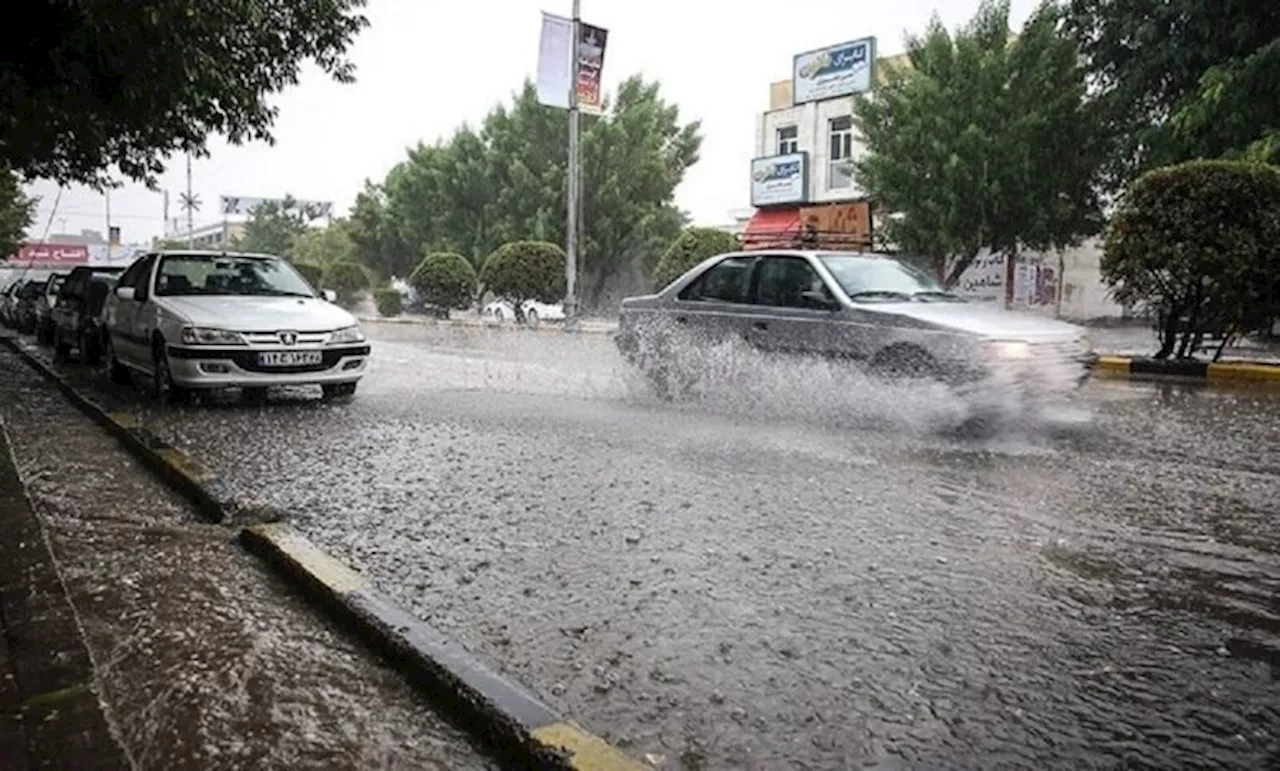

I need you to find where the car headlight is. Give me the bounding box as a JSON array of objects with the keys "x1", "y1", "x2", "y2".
[
  {"x1": 984, "y1": 340, "x2": 1031, "y2": 359},
  {"x1": 329, "y1": 325, "x2": 365, "y2": 344},
  {"x1": 180, "y1": 326, "x2": 247, "y2": 346}
]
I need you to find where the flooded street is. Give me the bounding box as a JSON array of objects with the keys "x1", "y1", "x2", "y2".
[{"x1": 22, "y1": 321, "x2": 1280, "y2": 769}]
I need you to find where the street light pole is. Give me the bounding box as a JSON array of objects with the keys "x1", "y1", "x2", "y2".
[{"x1": 565, "y1": 0, "x2": 581, "y2": 331}]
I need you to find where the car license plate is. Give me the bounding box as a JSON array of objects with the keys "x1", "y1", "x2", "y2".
[{"x1": 258, "y1": 350, "x2": 323, "y2": 367}]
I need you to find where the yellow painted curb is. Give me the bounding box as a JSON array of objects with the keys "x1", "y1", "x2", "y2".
[
  {"x1": 1093, "y1": 356, "x2": 1131, "y2": 375},
  {"x1": 244, "y1": 523, "x2": 370, "y2": 594},
  {"x1": 531, "y1": 721, "x2": 649, "y2": 770},
  {"x1": 106, "y1": 411, "x2": 142, "y2": 430},
  {"x1": 155, "y1": 447, "x2": 214, "y2": 484},
  {"x1": 1206, "y1": 362, "x2": 1280, "y2": 383}
]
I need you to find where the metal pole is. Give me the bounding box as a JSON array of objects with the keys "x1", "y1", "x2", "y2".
[
  {"x1": 185, "y1": 155, "x2": 195, "y2": 248},
  {"x1": 565, "y1": 0, "x2": 581, "y2": 330}
]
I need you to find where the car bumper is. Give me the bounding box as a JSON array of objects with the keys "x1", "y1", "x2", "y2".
[{"x1": 165, "y1": 344, "x2": 371, "y2": 388}]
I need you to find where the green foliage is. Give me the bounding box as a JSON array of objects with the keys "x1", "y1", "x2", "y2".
[
  {"x1": 368, "y1": 77, "x2": 698, "y2": 310},
  {"x1": 0, "y1": 169, "x2": 36, "y2": 259},
  {"x1": 347, "y1": 180, "x2": 413, "y2": 279},
  {"x1": 0, "y1": 1, "x2": 368, "y2": 187},
  {"x1": 373, "y1": 287, "x2": 403, "y2": 317},
  {"x1": 1063, "y1": 0, "x2": 1280, "y2": 190},
  {"x1": 291, "y1": 261, "x2": 325, "y2": 290},
  {"x1": 853, "y1": 0, "x2": 1103, "y2": 286},
  {"x1": 323, "y1": 260, "x2": 370, "y2": 307},
  {"x1": 291, "y1": 222, "x2": 358, "y2": 269},
  {"x1": 153, "y1": 238, "x2": 190, "y2": 250},
  {"x1": 653, "y1": 227, "x2": 739, "y2": 289},
  {"x1": 479, "y1": 241, "x2": 566, "y2": 307},
  {"x1": 234, "y1": 196, "x2": 314, "y2": 258},
  {"x1": 1101, "y1": 160, "x2": 1280, "y2": 359},
  {"x1": 408, "y1": 252, "x2": 477, "y2": 312}
]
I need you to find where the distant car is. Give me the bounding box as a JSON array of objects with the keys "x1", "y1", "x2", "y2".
[
  {"x1": 482, "y1": 299, "x2": 565, "y2": 327},
  {"x1": 615, "y1": 249, "x2": 1093, "y2": 415},
  {"x1": 0, "y1": 280, "x2": 24, "y2": 327},
  {"x1": 101, "y1": 250, "x2": 370, "y2": 402},
  {"x1": 12, "y1": 279, "x2": 49, "y2": 334},
  {"x1": 51, "y1": 266, "x2": 125, "y2": 365},
  {"x1": 33, "y1": 272, "x2": 68, "y2": 344}
]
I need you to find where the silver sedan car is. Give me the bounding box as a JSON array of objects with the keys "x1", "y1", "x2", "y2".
[{"x1": 615, "y1": 249, "x2": 1093, "y2": 411}]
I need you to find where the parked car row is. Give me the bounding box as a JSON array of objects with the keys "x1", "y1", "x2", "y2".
[{"x1": 3, "y1": 250, "x2": 371, "y2": 404}]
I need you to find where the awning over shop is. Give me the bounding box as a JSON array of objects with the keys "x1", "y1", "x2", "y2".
[{"x1": 740, "y1": 208, "x2": 801, "y2": 250}]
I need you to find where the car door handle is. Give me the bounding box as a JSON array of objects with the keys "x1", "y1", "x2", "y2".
[{"x1": 752, "y1": 321, "x2": 769, "y2": 331}]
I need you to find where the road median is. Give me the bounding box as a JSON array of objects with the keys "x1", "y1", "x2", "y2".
[
  {"x1": 1091, "y1": 354, "x2": 1280, "y2": 386},
  {"x1": 0, "y1": 332, "x2": 648, "y2": 771}
]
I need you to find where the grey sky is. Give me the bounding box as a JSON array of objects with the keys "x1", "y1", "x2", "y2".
[{"x1": 25, "y1": 0, "x2": 1038, "y2": 244}]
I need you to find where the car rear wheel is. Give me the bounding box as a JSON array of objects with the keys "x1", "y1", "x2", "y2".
[
  {"x1": 53, "y1": 327, "x2": 71, "y2": 359},
  {"x1": 525, "y1": 308, "x2": 540, "y2": 328},
  {"x1": 103, "y1": 336, "x2": 131, "y2": 385},
  {"x1": 79, "y1": 329, "x2": 101, "y2": 366},
  {"x1": 321, "y1": 382, "x2": 357, "y2": 401}
]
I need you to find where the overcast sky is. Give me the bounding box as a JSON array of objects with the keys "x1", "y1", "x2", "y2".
[{"x1": 25, "y1": 0, "x2": 1038, "y2": 245}]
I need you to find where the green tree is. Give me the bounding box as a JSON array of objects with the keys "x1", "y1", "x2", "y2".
[
  {"x1": 1, "y1": 1, "x2": 367, "y2": 187},
  {"x1": 375, "y1": 76, "x2": 699, "y2": 310},
  {"x1": 408, "y1": 252, "x2": 477, "y2": 316},
  {"x1": 323, "y1": 260, "x2": 370, "y2": 307},
  {"x1": 292, "y1": 221, "x2": 358, "y2": 269},
  {"x1": 1101, "y1": 160, "x2": 1280, "y2": 360},
  {"x1": 348, "y1": 180, "x2": 413, "y2": 279},
  {"x1": 479, "y1": 241, "x2": 566, "y2": 322},
  {"x1": 853, "y1": 0, "x2": 1103, "y2": 286},
  {"x1": 1063, "y1": 0, "x2": 1280, "y2": 189},
  {"x1": 653, "y1": 227, "x2": 739, "y2": 289},
  {"x1": 234, "y1": 196, "x2": 313, "y2": 258},
  {"x1": 291, "y1": 261, "x2": 325, "y2": 290},
  {"x1": 0, "y1": 169, "x2": 36, "y2": 259},
  {"x1": 373, "y1": 287, "x2": 403, "y2": 317}
]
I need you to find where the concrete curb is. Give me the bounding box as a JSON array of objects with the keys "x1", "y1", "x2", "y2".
[
  {"x1": 1, "y1": 334, "x2": 647, "y2": 770},
  {"x1": 358, "y1": 316, "x2": 618, "y2": 336},
  {"x1": 1091, "y1": 354, "x2": 1280, "y2": 386},
  {"x1": 241, "y1": 523, "x2": 647, "y2": 770}
]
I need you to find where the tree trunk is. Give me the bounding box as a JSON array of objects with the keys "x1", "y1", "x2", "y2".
[{"x1": 1155, "y1": 309, "x2": 1179, "y2": 359}]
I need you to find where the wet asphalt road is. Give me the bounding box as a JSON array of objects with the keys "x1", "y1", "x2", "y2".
[{"x1": 18, "y1": 321, "x2": 1280, "y2": 769}]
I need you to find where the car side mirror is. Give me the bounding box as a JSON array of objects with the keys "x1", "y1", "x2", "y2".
[
  {"x1": 801, "y1": 289, "x2": 837, "y2": 310},
  {"x1": 322, "y1": 289, "x2": 337, "y2": 303},
  {"x1": 115, "y1": 286, "x2": 136, "y2": 301}
]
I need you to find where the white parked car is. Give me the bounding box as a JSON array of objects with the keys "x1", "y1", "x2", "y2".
[
  {"x1": 482, "y1": 299, "x2": 565, "y2": 327},
  {"x1": 101, "y1": 250, "x2": 370, "y2": 401}
]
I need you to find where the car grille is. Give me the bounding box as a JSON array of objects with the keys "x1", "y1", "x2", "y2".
[{"x1": 169, "y1": 344, "x2": 370, "y2": 374}]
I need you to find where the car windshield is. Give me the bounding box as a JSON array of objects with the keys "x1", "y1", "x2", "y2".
[
  {"x1": 817, "y1": 254, "x2": 962, "y2": 303},
  {"x1": 20, "y1": 281, "x2": 48, "y2": 299},
  {"x1": 154, "y1": 254, "x2": 316, "y2": 298}
]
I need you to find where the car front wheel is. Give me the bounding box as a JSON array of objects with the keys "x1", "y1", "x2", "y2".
[
  {"x1": 53, "y1": 327, "x2": 71, "y2": 359},
  {"x1": 103, "y1": 336, "x2": 131, "y2": 385},
  {"x1": 151, "y1": 342, "x2": 190, "y2": 403}
]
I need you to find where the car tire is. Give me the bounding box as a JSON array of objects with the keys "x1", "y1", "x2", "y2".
[
  {"x1": 493, "y1": 308, "x2": 504, "y2": 323},
  {"x1": 151, "y1": 341, "x2": 190, "y2": 403},
  {"x1": 321, "y1": 382, "x2": 357, "y2": 401},
  {"x1": 52, "y1": 328, "x2": 71, "y2": 359},
  {"x1": 525, "y1": 308, "x2": 540, "y2": 328},
  {"x1": 79, "y1": 330, "x2": 100, "y2": 367},
  {"x1": 103, "y1": 336, "x2": 131, "y2": 385}
]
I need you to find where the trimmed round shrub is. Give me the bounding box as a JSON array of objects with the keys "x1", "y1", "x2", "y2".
[
  {"x1": 478, "y1": 241, "x2": 566, "y2": 306},
  {"x1": 373, "y1": 287, "x2": 403, "y2": 317},
  {"x1": 323, "y1": 260, "x2": 371, "y2": 306},
  {"x1": 1103, "y1": 159, "x2": 1280, "y2": 359},
  {"x1": 291, "y1": 261, "x2": 325, "y2": 290},
  {"x1": 653, "y1": 227, "x2": 739, "y2": 289},
  {"x1": 409, "y1": 251, "x2": 478, "y2": 313}
]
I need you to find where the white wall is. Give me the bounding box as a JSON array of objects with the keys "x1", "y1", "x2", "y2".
[
  {"x1": 759, "y1": 97, "x2": 866, "y2": 204},
  {"x1": 946, "y1": 238, "x2": 1126, "y2": 321}
]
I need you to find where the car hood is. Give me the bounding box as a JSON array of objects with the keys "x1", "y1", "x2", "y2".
[
  {"x1": 863, "y1": 301, "x2": 1084, "y2": 339},
  {"x1": 156, "y1": 296, "x2": 356, "y2": 331}
]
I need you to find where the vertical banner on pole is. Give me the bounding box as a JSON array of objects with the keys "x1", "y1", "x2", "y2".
[
  {"x1": 576, "y1": 23, "x2": 608, "y2": 115},
  {"x1": 537, "y1": 13, "x2": 573, "y2": 109}
]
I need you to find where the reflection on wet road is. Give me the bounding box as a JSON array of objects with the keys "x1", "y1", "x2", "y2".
[{"x1": 40, "y1": 323, "x2": 1280, "y2": 768}]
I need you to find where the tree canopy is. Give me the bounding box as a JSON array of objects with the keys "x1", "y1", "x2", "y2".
[
  {"x1": 653, "y1": 227, "x2": 739, "y2": 289},
  {"x1": 1062, "y1": 0, "x2": 1280, "y2": 190},
  {"x1": 234, "y1": 196, "x2": 320, "y2": 258},
  {"x1": 479, "y1": 241, "x2": 566, "y2": 310},
  {"x1": 292, "y1": 222, "x2": 359, "y2": 268},
  {"x1": 853, "y1": 0, "x2": 1103, "y2": 286},
  {"x1": 1, "y1": 1, "x2": 368, "y2": 187},
  {"x1": 355, "y1": 76, "x2": 700, "y2": 310},
  {"x1": 1101, "y1": 160, "x2": 1280, "y2": 360},
  {"x1": 0, "y1": 169, "x2": 36, "y2": 259},
  {"x1": 409, "y1": 252, "x2": 477, "y2": 312}
]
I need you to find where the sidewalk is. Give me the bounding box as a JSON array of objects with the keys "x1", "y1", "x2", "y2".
[
  {"x1": 1088, "y1": 325, "x2": 1280, "y2": 363},
  {"x1": 0, "y1": 345, "x2": 496, "y2": 769},
  {"x1": 0, "y1": 420, "x2": 129, "y2": 770}
]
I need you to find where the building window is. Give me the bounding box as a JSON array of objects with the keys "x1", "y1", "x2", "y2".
[
  {"x1": 776, "y1": 125, "x2": 799, "y2": 156},
  {"x1": 828, "y1": 116, "x2": 853, "y2": 189}
]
